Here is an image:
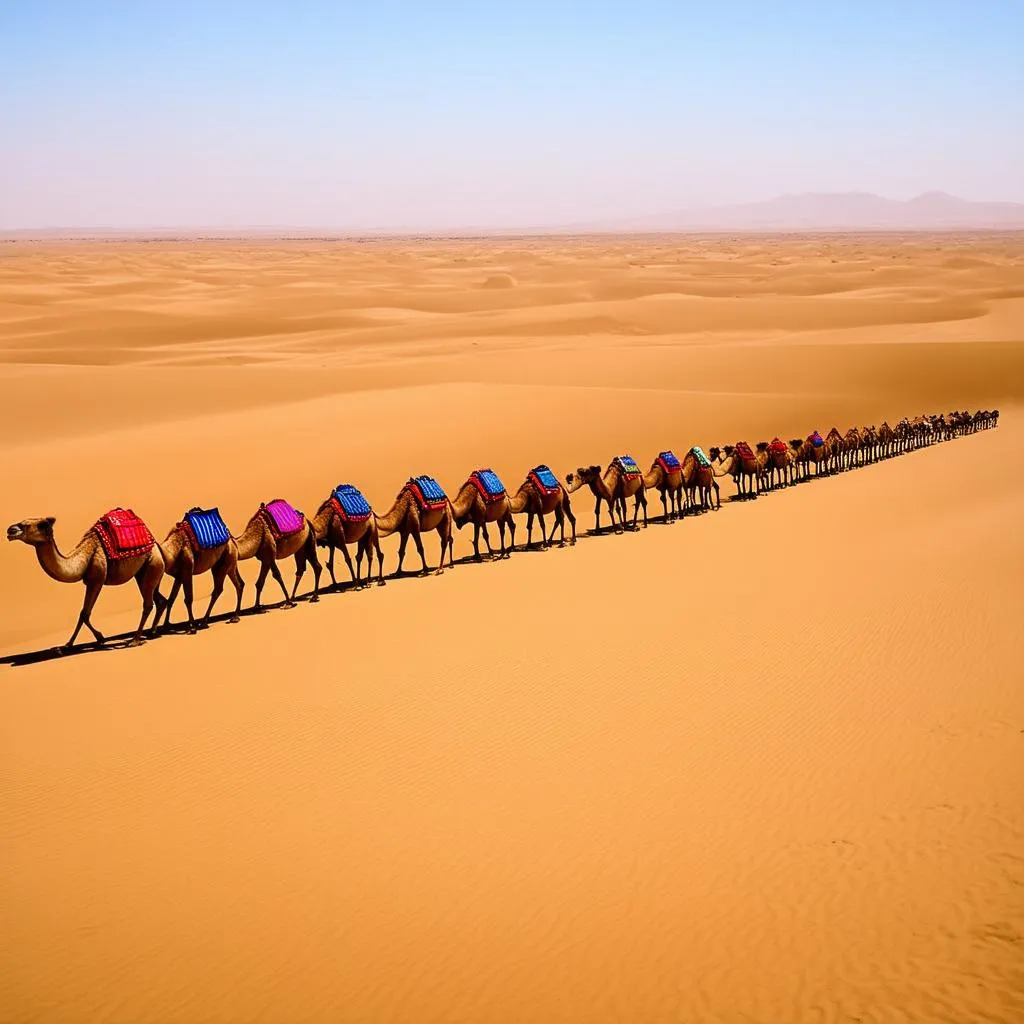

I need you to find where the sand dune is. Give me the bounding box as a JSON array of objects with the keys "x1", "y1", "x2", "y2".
[{"x1": 1, "y1": 235, "x2": 1022, "y2": 1022}]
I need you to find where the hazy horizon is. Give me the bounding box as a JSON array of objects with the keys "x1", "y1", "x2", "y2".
[{"x1": 2, "y1": 1, "x2": 1022, "y2": 230}]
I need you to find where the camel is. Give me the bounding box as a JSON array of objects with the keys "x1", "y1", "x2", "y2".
[
  {"x1": 680, "y1": 448, "x2": 721, "y2": 511},
  {"x1": 449, "y1": 470, "x2": 516, "y2": 560},
  {"x1": 7, "y1": 512, "x2": 166, "y2": 651},
  {"x1": 235, "y1": 500, "x2": 322, "y2": 611},
  {"x1": 310, "y1": 486, "x2": 385, "y2": 589},
  {"x1": 153, "y1": 509, "x2": 244, "y2": 633},
  {"x1": 642, "y1": 452, "x2": 685, "y2": 520},
  {"x1": 565, "y1": 457, "x2": 648, "y2": 532},
  {"x1": 825, "y1": 428, "x2": 845, "y2": 473},
  {"x1": 843, "y1": 427, "x2": 863, "y2": 469},
  {"x1": 708, "y1": 443, "x2": 759, "y2": 499},
  {"x1": 765, "y1": 438, "x2": 794, "y2": 489},
  {"x1": 508, "y1": 466, "x2": 577, "y2": 548},
  {"x1": 373, "y1": 477, "x2": 454, "y2": 575}
]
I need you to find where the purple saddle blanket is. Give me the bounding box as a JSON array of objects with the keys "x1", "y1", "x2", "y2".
[{"x1": 262, "y1": 498, "x2": 304, "y2": 537}]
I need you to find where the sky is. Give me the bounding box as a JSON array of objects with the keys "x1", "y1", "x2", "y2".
[{"x1": 1, "y1": 1, "x2": 1022, "y2": 229}]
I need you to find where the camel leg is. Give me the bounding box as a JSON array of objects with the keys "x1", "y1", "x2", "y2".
[
  {"x1": 411, "y1": 527, "x2": 429, "y2": 575},
  {"x1": 396, "y1": 529, "x2": 410, "y2": 574},
  {"x1": 504, "y1": 512, "x2": 515, "y2": 556},
  {"x1": 326, "y1": 544, "x2": 339, "y2": 588},
  {"x1": 373, "y1": 532, "x2": 386, "y2": 586},
  {"x1": 338, "y1": 540, "x2": 357, "y2": 588},
  {"x1": 253, "y1": 558, "x2": 272, "y2": 612},
  {"x1": 288, "y1": 552, "x2": 305, "y2": 605},
  {"x1": 305, "y1": 535, "x2": 322, "y2": 602},
  {"x1": 227, "y1": 565, "x2": 244, "y2": 622},
  {"x1": 160, "y1": 577, "x2": 182, "y2": 631},
  {"x1": 593, "y1": 496, "x2": 602, "y2": 533},
  {"x1": 66, "y1": 575, "x2": 106, "y2": 650},
  {"x1": 181, "y1": 567, "x2": 198, "y2": 634},
  {"x1": 472, "y1": 522, "x2": 483, "y2": 561},
  {"x1": 639, "y1": 491, "x2": 648, "y2": 527},
  {"x1": 131, "y1": 562, "x2": 164, "y2": 646},
  {"x1": 481, "y1": 522, "x2": 494, "y2": 558},
  {"x1": 201, "y1": 563, "x2": 226, "y2": 627}
]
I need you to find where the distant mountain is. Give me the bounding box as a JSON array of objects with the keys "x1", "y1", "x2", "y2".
[{"x1": 577, "y1": 192, "x2": 1024, "y2": 232}]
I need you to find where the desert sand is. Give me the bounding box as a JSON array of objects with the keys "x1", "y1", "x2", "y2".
[{"x1": 1, "y1": 232, "x2": 1023, "y2": 1022}]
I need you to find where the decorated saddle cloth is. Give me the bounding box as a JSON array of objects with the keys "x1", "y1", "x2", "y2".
[
  {"x1": 690, "y1": 446, "x2": 712, "y2": 469},
  {"x1": 182, "y1": 507, "x2": 230, "y2": 551},
  {"x1": 613, "y1": 455, "x2": 642, "y2": 478},
  {"x1": 810, "y1": 431, "x2": 825, "y2": 448},
  {"x1": 657, "y1": 450, "x2": 682, "y2": 475},
  {"x1": 331, "y1": 484, "x2": 372, "y2": 523},
  {"x1": 528, "y1": 464, "x2": 561, "y2": 496},
  {"x1": 734, "y1": 441, "x2": 756, "y2": 462},
  {"x1": 94, "y1": 508, "x2": 154, "y2": 561},
  {"x1": 470, "y1": 469, "x2": 507, "y2": 502},
  {"x1": 406, "y1": 475, "x2": 448, "y2": 511},
  {"x1": 769, "y1": 437, "x2": 788, "y2": 454},
  {"x1": 261, "y1": 498, "x2": 304, "y2": 538}
]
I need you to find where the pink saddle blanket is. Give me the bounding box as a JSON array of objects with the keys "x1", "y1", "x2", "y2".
[{"x1": 261, "y1": 499, "x2": 304, "y2": 538}]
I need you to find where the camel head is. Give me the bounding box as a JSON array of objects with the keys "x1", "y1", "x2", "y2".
[
  {"x1": 722, "y1": 445, "x2": 736, "y2": 458},
  {"x1": 7, "y1": 516, "x2": 55, "y2": 545},
  {"x1": 707, "y1": 446, "x2": 722, "y2": 462},
  {"x1": 789, "y1": 439, "x2": 803, "y2": 451},
  {"x1": 565, "y1": 466, "x2": 600, "y2": 492},
  {"x1": 756, "y1": 441, "x2": 769, "y2": 452}
]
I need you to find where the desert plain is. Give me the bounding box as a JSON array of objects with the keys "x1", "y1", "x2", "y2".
[{"x1": 1, "y1": 232, "x2": 1023, "y2": 1022}]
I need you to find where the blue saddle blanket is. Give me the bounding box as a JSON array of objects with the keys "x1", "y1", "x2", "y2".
[
  {"x1": 657, "y1": 450, "x2": 681, "y2": 472},
  {"x1": 409, "y1": 475, "x2": 448, "y2": 508},
  {"x1": 690, "y1": 446, "x2": 712, "y2": 469},
  {"x1": 530, "y1": 465, "x2": 560, "y2": 493},
  {"x1": 614, "y1": 455, "x2": 642, "y2": 476},
  {"x1": 811, "y1": 431, "x2": 825, "y2": 448},
  {"x1": 471, "y1": 469, "x2": 506, "y2": 499},
  {"x1": 332, "y1": 484, "x2": 372, "y2": 521},
  {"x1": 184, "y1": 507, "x2": 230, "y2": 550}
]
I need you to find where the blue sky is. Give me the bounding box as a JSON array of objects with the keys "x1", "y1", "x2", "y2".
[{"x1": 1, "y1": 1, "x2": 1021, "y2": 228}]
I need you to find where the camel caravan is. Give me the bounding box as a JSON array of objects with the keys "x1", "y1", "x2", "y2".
[{"x1": 6, "y1": 409, "x2": 999, "y2": 655}]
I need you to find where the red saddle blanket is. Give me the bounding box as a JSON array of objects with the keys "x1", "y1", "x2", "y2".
[
  {"x1": 769, "y1": 438, "x2": 788, "y2": 454},
  {"x1": 261, "y1": 499, "x2": 304, "y2": 538},
  {"x1": 94, "y1": 508, "x2": 155, "y2": 561},
  {"x1": 734, "y1": 442, "x2": 756, "y2": 462}
]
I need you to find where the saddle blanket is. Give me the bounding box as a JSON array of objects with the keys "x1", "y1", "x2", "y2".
[
  {"x1": 657, "y1": 450, "x2": 682, "y2": 475},
  {"x1": 331, "y1": 484, "x2": 372, "y2": 523},
  {"x1": 690, "y1": 446, "x2": 712, "y2": 469},
  {"x1": 529, "y1": 464, "x2": 561, "y2": 496},
  {"x1": 262, "y1": 498, "x2": 304, "y2": 538},
  {"x1": 470, "y1": 469, "x2": 507, "y2": 502},
  {"x1": 94, "y1": 508, "x2": 154, "y2": 561},
  {"x1": 182, "y1": 507, "x2": 230, "y2": 551},
  {"x1": 407, "y1": 475, "x2": 448, "y2": 511},
  {"x1": 810, "y1": 431, "x2": 825, "y2": 448},
  {"x1": 613, "y1": 455, "x2": 642, "y2": 477},
  {"x1": 734, "y1": 442, "x2": 756, "y2": 462},
  {"x1": 769, "y1": 438, "x2": 789, "y2": 454}
]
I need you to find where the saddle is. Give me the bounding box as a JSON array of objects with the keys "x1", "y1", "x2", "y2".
[
  {"x1": 690, "y1": 446, "x2": 712, "y2": 469},
  {"x1": 810, "y1": 431, "x2": 825, "y2": 448},
  {"x1": 769, "y1": 437, "x2": 788, "y2": 454},
  {"x1": 656, "y1": 450, "x2": 682, "y2": 475},
  {"x1": 330, "y1": 484, "x2": 372, "y2": 523},
  {"x1": 94, "y1": 508, "x2": 155, "y2": 561},
  {"x1": 613, "y1": 455, "x2": 642, "y2": 478},
  {"x1": 734, "y1": 441, "x2": 755, "y2": 462},
  {"x1": 260, "y1": 498, "x2": 304, "y2": 539},
  {"x1": 406, "y1": 475, "x2": 448, "y2": 512},
  {"x1": 181, "y1": 507, "x2": 230, "y2": 552},
  {"x1": 469, "y1": 469, "x2": 507, "y2": 503},
  {"x1": 528, "y1": 464, "x2": 561, "y2": 496}
]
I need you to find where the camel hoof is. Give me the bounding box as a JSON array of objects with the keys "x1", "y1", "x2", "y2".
[
  {"x1": 228, "y1": 615, "x2": 240, "y2": 624},
  {"x1": 187, "y1": 627, "x2": 198, "y2": 636},
  {"x1": 283, "y1": 602, "x2": 297, "y2": 610},
  {"x1": 310, "y1": 595, "x2": 320, "y2": 604},
  {"x1": 127, "y1": 638, "x2": 146, "y2": 648}
]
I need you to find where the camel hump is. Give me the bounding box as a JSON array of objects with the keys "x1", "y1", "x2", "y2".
[
  {"x1": 406, "y1": 475, "x2": 448, "y2": 511},
  {"x1": 262, "y1": 499, "x2": 304, "y2": 538},
  {"x1": 529, "y1": 465, "x2": 561, "y2": 494},
  {"x1": 331, "y1": 484, "x2": 372, "y2": 522},
  {"x1": 94, "y1": 508, "x2": 155, "y2": 560},
  {"x1": 182, "y1": 507, "x2": 230, "y2": 551},
  {"x1": 470, "y1": 469, "x2": 507, "y2": 502}
]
